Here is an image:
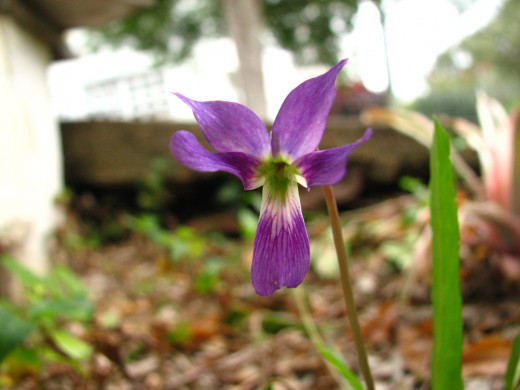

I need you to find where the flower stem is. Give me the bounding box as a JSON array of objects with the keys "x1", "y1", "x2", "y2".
[{"x1": 323, "y1": 185, "x2": 375, "y2": 390}]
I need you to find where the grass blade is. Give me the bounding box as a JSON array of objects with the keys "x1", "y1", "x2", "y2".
[
  {"x1": 294, "y1": 288, "x2": 365, "y2": 389},
  {"x1": 315, "y1": 341, "x2": 365, "y2": 390},
  {"x1": 429, "y1": 119, "x2": 463, "y2": 390},
  {"x1": 505, "y1": 333, "x2": 520, "y2": 390}
]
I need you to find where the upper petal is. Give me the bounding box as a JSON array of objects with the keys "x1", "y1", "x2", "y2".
[
  {"x1": 271, "y1": 59, "x2": 347, "y2": 161},
  {"x1": 251, "y1": 182, "x2": 310, "y2": 296},
  {"x1": 295, "y1": 128, "x2": 372, "y2": 187},
  {"x1": 173, "y1": 93, "x2": 271, "y2": 157},
  {"x1": 170, "y1": 130, "x2": 263, "y2": 190}
]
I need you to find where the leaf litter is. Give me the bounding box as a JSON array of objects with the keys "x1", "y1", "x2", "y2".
[{"x1": 3, "y1": 189, "x2": 519, "y2": 389}]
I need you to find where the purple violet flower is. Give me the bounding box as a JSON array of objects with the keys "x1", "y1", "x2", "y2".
[{"x1": 170, "y1": 59, "x2": 372, "y2": 296}]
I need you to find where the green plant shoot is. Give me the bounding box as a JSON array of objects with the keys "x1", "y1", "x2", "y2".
[
  {"x1": 505, "y1": 333, "x2": 520, "y2": 390},
  {"x1": 429, "y1": 119, "x2": 463, "y2": 390}
]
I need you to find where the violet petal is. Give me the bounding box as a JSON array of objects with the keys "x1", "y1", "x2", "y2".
[
  {"x1": 173, "y1": 93, "x2": 271, "y2": 157},
  {"x1": 170, "y1": 130, "x2": 263, "y2": 190},
  {"x1": 271, "y1": 59, "x2": 347, "y2": 160},
  {"x1": 251, "y1": 182, "x2": 310, "y2": 296},
  {"x1": 295, "y1": 128, "x2": 372, "y2": 187}
]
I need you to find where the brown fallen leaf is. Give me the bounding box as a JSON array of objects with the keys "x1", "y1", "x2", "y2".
[
  {"x1": 462, "y1": 334, "x2": 512, "y2": 377},
  {"x1": 361, "y1": 302, "x2": 397, "y2": 348}
]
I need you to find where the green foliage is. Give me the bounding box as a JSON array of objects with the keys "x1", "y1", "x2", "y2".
[
  {"x1": 126, "y1": 212, "x2": 238, "y2": 295},
  {"x1": 2, "y1": 347, "x2": 41, "y2": 378},
  {"x1": 90, "y1": 0, "x2": 378, "y2": 66},
  {"x1": 217, "y1": 180, "x2": 261, "y2": 241},
  {"x1": 411, "y1": 86, "x2": 477, "y2": 121},
  {"x1": 0, "y1": 256, "x2": 94, "y2": 368},
  {"x1": 379, "y1": 232, "x2": 421, "y2": 271},
  {"x1": 1, "y1": 257, "x2": 93, "y2": 325},
  {"x1": 315, "y1": 341, "x2": 364, "y2": 390},
  {"x1": 167, "y1": 321, "x2": 193, "y2": 346},
  {"x1": 126, "y1": 214, "x2": 205, "y2": 261},
  {"x1": 90, "y1": 0, "x2": 224, "y2": 64},
  {"x1": 0, "y1": 308, "x2": 34, "y2": 363},
  {"x1": 426, "y1": 0, "x2": 520, "y2": 110},
  {"x1": 137, "y1": 157, "x2": 172, "y2": 212},
  {"x1": 62, "y1": 231, "x2": 102, "y2": 253},
  {"x1": 376, "y1": 176, "x2": 427, "y2": 272},
  {"x1": 194, "y1": 257, "x2": 224, "y2": 294},
  {"x1": 264, "y1": 0, "x2": 379, "y2": 65},
  {"x1": 48, "y1": 330, "x2": 92, "y2": 362},
  {"x1": 399, "y1": 176, "x2": 428, "y2": 201},
  {"x1": 261, "y1": 311, "x2": 301, "y2": 334},
  {"x1": 461, "y1": 0, "x2": 520, "y2": 83},
  {"x1": 223, "y1": 306, "x2": 248, "y2": 329},
  {"x1": 237, "y1": 208, "x2": 259, "y2": 241},
  {"x1": 399, "y1": 176, "x2": 429, "y2": 222},
  {"x1": 505, "y1": 333, "x2": 520, "y2": 390},
  {"x1": 429, "y1": 120, "x2": 463, "y2": 389}
]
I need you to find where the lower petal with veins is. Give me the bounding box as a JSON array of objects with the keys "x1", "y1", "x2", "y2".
[{"x1": 251, "y1": 182, "x2": 310, "y2": 296}]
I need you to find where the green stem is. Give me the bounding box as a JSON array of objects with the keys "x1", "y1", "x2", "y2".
[{"x1": 322, "y1": 185, "x2": 375, "y2": 390}]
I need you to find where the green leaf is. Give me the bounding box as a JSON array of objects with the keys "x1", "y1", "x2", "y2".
[
  {"x1": 261, "y1": 312, "x2": 301, "y2": 335},
  {"x1": 315, "y1": 341, "x2": 365, "y2": 390},
  {"x1": 49, "y1": 330, "x2": 92, "y2": 362},
  {"x1": 1, "y1": 256, "x2": 43, "y2": 293},
  {"x1": 505, "y1": 333, "x2": 520, "y2": 390},
  {"x1": 28, "y1": 294, "x2": 93, "y2": 323},
  {"x1": 194, "y1": 258, "x2": 223, "y2": 294},
  {"x1": 237, "y1": 207, "x2": 258, "y2": 241},
  {"x1": 166, "y1": 321, "x2": 192, "y2": 346},
  {"x1": 50, "y1": 265, "x2": 88, "y2": 296},
  {"x1": 0, "y1": 307, "x2": 34, "y2": 363},
  {"x1": 429, "y1": 119, "x2": 463, "y2": 390},
  {"x1": 2, "y1": 347, "x2": 41, "y2": 375}
]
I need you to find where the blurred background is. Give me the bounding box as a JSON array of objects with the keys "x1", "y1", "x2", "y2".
[{"x1": 0, "y1": 0, "x2": 518, "y2": 389}]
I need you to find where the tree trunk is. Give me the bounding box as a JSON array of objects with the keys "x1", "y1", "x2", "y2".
[{"x1": 221, "y1": 0, "x2": 267, "y2": 119}]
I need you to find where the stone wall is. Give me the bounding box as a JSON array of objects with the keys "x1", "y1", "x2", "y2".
[{"x1": 61, "y1": 116, "x2": 439, "y2": 188}]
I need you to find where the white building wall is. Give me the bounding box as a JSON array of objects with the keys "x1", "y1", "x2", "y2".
[{"x1": 0, "y1": 16, "x2": 62, "y2": 275}]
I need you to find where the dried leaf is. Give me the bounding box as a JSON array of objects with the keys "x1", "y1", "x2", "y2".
[{"x1": 462, "y1": 334, "x2": 512, "y2": 377}]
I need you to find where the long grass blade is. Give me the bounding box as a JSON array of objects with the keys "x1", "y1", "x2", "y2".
[
  {"x1": 505, "y1": 333, "x2": 520, "y2": 390},
  {"x1": 429, "y1": 119, "x2": 463, "y2": 390}
]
